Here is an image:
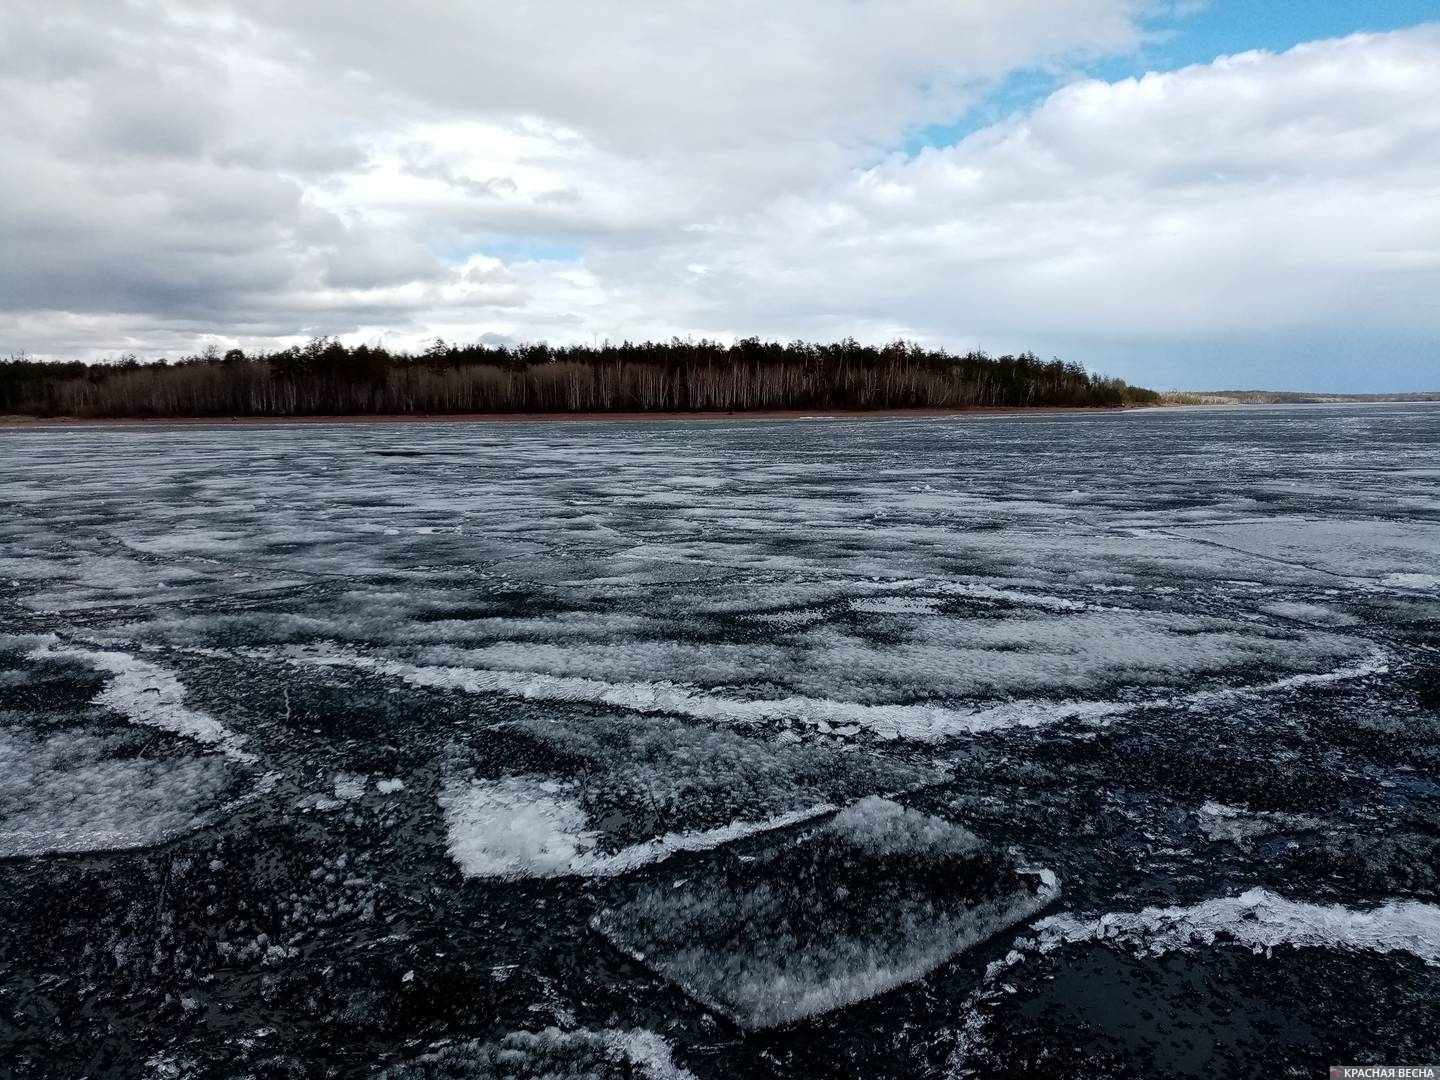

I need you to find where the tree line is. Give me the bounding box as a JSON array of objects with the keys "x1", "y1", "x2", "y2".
[{"x1": 0, "y1": 337, "x2": 1159, "y2": 418}]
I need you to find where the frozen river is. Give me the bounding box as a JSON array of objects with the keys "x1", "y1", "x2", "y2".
[{"x1": 1, "y1": 404, "x2": 1438, "y2": 1077}]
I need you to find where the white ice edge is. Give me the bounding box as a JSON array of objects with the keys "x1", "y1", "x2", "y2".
[
  {"x1": 575, "y1": 803, "x2": 839, "y2": 876},
  {"x1": 947, "y1": 886, "x2": 1440, "y2": 1076},
  {"x1": 284, "y1": 645, "x2": 1389, "y2": 745},
  {"x1": 1030, "y1": 887, "x2": 1440, "y2": 964},
  {"x1": 27, "y1": 637, "x2": 254, "y2": 763},
  {"x1": 291, "y1": 650, "x2": 1130, "y2": 743}
]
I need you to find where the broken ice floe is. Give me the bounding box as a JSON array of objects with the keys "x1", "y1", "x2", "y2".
[
  {"x1": 439, "y1": 774, "x2": 835, "y2": 879},
  {"x1": 377, "y1": 1026, "x2": 696, "y2": 1079},
  {"x1": 592, "y1": 797, "x2": 1059, "y2": 1028}
]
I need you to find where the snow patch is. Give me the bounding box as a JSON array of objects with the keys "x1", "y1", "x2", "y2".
[
  {"x1": 1257, "y1": 601, "x2": 1359, "y2": 627},
  {"x1": 850, "y1": 596, "x2": 942, "y2": 615}
]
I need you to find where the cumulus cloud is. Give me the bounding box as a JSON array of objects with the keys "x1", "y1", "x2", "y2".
[{"x1": 0, "y1": 2, "x2": 1436, "y2": 389}]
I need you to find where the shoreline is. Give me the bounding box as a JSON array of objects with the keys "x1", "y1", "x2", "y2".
[{"x1": 0, "y1": 405, "x2": 1157, "y2": 429}]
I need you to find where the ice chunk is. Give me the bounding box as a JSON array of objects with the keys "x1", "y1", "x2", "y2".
[
  {"x1": 1193, "y1": 801, "x2": 1320, "y2": 845},
  {"x1": 333, "y1": 774, "x2": 368, "y2": 801},
  {"x1": 829, "y1": 795, "x2": 984, "y2": 857},
  {"x1": 378, "y1": 1026, "x2": 696, "y2": 1079},
  {"x1": 440, "y1": 776, "x2": 595, "y2": 879},
  {"x1": 485, "y1": 710, "x2": 933, "y2": 850},
  {"x1": 1031, "y1": 888, "x2": 1440, "y2": 964},
  {"x1": 593, "y1": 798, "x2": 1059, "y2": 1028}
]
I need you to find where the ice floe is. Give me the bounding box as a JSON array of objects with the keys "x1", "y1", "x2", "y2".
[{"x1": 593, "y1": 798, "x2": 1059, "y2": 1028}]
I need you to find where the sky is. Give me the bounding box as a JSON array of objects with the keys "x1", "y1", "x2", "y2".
[{"x1": 0, "y1": 2, "x2": 1437, "y2": 392}]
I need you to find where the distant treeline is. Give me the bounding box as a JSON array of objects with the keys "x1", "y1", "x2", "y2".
[{"x1": 0, "y1": 338, "x2": 1159, "y2": 417}]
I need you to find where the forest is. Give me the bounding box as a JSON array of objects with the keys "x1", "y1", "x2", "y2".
[{"x1": 0, "y1": 337, "x2": 1159, "y2": 418}]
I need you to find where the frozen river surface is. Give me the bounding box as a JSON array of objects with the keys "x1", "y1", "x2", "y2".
[{"x1": 1, "y1": 404, "x2": 1438, "y2": 1077}]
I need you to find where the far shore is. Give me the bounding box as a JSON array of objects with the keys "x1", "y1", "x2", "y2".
[{"x1": 0, "y1": 404, "x2": 1164, "y2": 428}]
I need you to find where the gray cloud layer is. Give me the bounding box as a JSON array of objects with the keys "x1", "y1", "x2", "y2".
[{"x1": 1, "y1": 2, "x2": 1436, "y2": 390}]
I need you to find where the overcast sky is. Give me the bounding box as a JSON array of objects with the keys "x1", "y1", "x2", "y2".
[{"x1": 1, "y1": 1, "x2": 1437, "y2": 391}]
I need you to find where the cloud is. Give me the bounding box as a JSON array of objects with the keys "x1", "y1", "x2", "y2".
[{"x1": 0, "y1": 3, "x2": 1435, "y2": 389}]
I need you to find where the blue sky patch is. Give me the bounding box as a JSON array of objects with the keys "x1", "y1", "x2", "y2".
[{"x1": 903, "y1": 0, "x2": 1439, "y2": 155}]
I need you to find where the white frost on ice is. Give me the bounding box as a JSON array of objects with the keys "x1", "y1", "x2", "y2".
[
  {"x1": 27, "y1": 638, "x2": 253, "y2": 762},
  {"x1": 1382, "y1": 572, "x2": 1440, "y2": 591},
  {"x1": 439, "y1": 774, "x2": 835, "y2": 880},
  {"x1": 440, "y1": 776, "x2": 591, "y2": 879},
  {"x1": 376, "y1": 777, "x2": 405, "y2": 794},
  {"x1": 935, "y1": 580, "x2": 1090, "y2": 612}
]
